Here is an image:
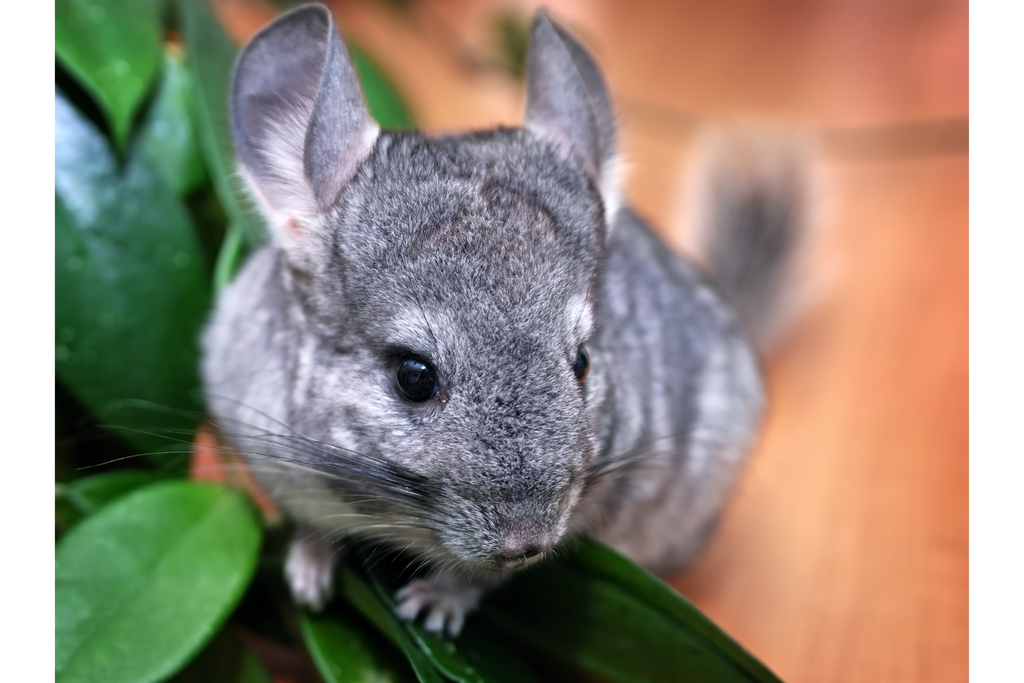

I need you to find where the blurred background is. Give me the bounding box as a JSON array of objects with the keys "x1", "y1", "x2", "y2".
[{"x1": 212, "y1": 0, "x2": 968, "y2": 680}]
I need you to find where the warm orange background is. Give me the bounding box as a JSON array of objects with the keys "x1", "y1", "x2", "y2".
[{"x1": 212, "y1": 1, "x2": 968, "y2": 681}]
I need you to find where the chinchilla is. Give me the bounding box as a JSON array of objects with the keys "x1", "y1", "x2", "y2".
[{"x1": 202, "y1": 3, "x2": 809, "y2": 636}]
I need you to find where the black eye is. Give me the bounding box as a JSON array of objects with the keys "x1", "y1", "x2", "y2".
[
  {"x1": 573, "y1": 346, "x2": 590, "y2": 383},
  {"x1": 396, "y1": 358, "x2": 438, "y2": 402}
]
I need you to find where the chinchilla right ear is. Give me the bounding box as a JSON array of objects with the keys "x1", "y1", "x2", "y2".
[
  {"x1": 524, "y1": 12, "x2": 621, "y2": 223},
  {"x1": 230, "y1": 4, "x2": 378, "y2": 257}
]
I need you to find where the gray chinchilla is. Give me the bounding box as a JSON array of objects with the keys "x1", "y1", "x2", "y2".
[{"x1": 202, "y1": 3, "x2": 809, "y2": 637}]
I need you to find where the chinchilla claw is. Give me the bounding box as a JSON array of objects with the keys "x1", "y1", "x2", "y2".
[{"x1": 395, "y1": 577, "x2": 484, "y2": 637}]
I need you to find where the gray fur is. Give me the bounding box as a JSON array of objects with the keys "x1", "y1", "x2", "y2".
[
  {"x1": 203, "y1": 4, "x2": 798, "y2": 636},
  {"x1": 686, "y1": 130, "x2": 811, "y2": 349}
]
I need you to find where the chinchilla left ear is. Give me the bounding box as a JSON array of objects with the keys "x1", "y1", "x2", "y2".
[{"x1": 230, "y1": 4, "x2": 378, "y2": 251}]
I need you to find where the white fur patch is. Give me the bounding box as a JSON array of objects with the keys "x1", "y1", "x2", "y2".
[
  {"x1": 600, "y1": 152, "x2": 626, "y2": 227},
  {"x1": 285, "y1": 536, "x2": 338, "y2": 610},
  {"x1": 238, "y1": 107, "x2": 379, "y2": 253},
  {"x1": 566, "y1": 293, "x2": 595, "y2": 340}
]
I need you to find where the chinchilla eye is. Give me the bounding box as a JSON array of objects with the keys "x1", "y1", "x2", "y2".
[
  {"x1": 573, "y1": 346, "x2": 590, "y2": 383},
  {"x1": 396, "y1": 358, "x2": 438, "y2": 402}
]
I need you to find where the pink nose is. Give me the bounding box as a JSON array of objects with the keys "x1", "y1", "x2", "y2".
[{"x1": 492, "y1": 542, "x2": 546, "y2": 569}]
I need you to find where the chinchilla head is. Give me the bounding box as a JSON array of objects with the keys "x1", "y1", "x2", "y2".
[{"x1": 225, "y1": 4, "x2": 622, "y2": 573}]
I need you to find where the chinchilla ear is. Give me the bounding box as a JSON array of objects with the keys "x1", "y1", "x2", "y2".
[
  {"x1": 230, "y1": 4, "x2": 378, "y2": 248},
  {"x1": 524, "y1": 12, "x2": 621, "y2": 221}
]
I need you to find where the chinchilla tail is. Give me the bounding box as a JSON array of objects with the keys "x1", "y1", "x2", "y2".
[{"x1": 683, "y1": 127, "x2": 815, "y2": 353}]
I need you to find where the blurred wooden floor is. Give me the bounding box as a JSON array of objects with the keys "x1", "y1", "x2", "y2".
[{"x1": 215, "y1": 1, "x2": 969, "y2": 681}]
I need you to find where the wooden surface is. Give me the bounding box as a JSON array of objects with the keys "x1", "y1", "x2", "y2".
[{"x1": 214, "y1": 1, "x2": 969, "y2": 680}]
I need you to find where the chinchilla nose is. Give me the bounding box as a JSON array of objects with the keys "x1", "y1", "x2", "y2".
[{"x1": 492, "y1": 536, "x2": 549, "y2": 569}]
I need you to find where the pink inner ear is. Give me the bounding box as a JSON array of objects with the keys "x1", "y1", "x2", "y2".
[{"x1": 283, "y1": 217, "x2": 303, "y2": 241}]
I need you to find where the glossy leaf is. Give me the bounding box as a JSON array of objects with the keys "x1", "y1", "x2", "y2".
[
  {"x1": 569, "y1": 539, "x2": 781, "y2": 681},
  {"x1": 339, "y1": 564, "x2": 540, "y2": 683},
  {"x1": 61, "y1": 470, "x2": 158, "y2": 516},
  {"x1": 179, "y1": 0, "x2": 265, "y2": 246},
  {"x1": 136, "y1": 49, "x2": 208, "y2": 195},
  {"x1": 171, "y1": 626, "x2": 271, "y2": 683},
  {"x1": 449, "y1": 619, "x2": 544, "y2": 683},
  {"x1": 335, "y1": 566, "x2": 444, "y2": 683},
  {"x1": 214, "y1": 220, "x2": 247, "y2": 293},
  {"x1": 479, "y1": 539, "x2": 784, "y2": 683},
  {"x1": 299, "y1": 604, "x2": 415, "y2": 683},
  {"x1": 365, "y1": 574, "x2": 485, "y2": 683},
  {"x1": 55, "y1": 88, "x2": 210, "y2": 455},
  {"x1": 55, "y1": 481, "x2": 262, "y2": 683},
  {"x1": 364, "y1": 571, "x2": 542, "y2": 683},
  {"x1": 55, "y1": 0, "x2": 163, "y2": 148}
]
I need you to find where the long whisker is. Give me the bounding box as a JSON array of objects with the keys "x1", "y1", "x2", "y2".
[
  {"x1": 73, "y1": 400, "x2": 450, "y2": 539},
  {"x1": 586, "y1": 429, "x2": 739, "y2": 481}
]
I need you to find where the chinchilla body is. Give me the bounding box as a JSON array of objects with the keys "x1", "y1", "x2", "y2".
[{"x1": 202, "y1": 4, "x2": 803, "y2": 635}]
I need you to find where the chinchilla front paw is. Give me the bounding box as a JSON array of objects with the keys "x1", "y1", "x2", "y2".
[
  {"x1": 395, "y1": 573, "x2": 494, "y2": 637},
  {"x1": 285, "y1": 534, "x2": 340, "y2": 611}
]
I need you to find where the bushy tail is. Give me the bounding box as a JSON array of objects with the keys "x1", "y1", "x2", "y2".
[{"x1": 684, "y1": 128, "x2": 815, "y2": 352}]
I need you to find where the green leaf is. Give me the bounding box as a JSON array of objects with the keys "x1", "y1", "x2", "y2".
[
  {"x1": 58, "y1": 471, "x2": 158, "y2": 535},
  {"x1": 449, "y1": 619, "x2": 544, "y2": 683},
  {"x1": 335, "y1": 566, "x2": 445, "y2": 683},
  {"x1": 340, "y1": 565, "x2": 539, "y2": 683},
  {"x1": 214, "y1": 220, "x2": 247, "y2": 293},
  {"x1": 136, "y1": 49, "x2": 208, "y2": 195},
  {"x1": 349, "y1": 43, "x2": 414, "y2": 131},
  {"x1": 179, "y1": 0, "x2": 265, "y2": 246},
  {"x1": 299, "y1": 603, "x2": 416, "y2": 683},
  {"x1": 55, "y1": 88, "x2": 211, "y2": 455},
  {"x1": 55, "y1": 481, "x2": 262, "y2": 683},
  {"x1": 570, "y1": 539, "x2": 781, "y2": 681},
  {"x1": 55, "y1": 0, "x2": 163, "y2": 148},
  {"x1": 171, "y1": 626, "x2": 271, "y2": 683},
  {"x1": 479, "y1": 539, "x2": 784, "y2": 683},
  {"x1": 61, "y1": 470, "x2": 158, "y2": 516},
  {"x1": 363, "y1": 573, "x2": 485, "y2": 683}
]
